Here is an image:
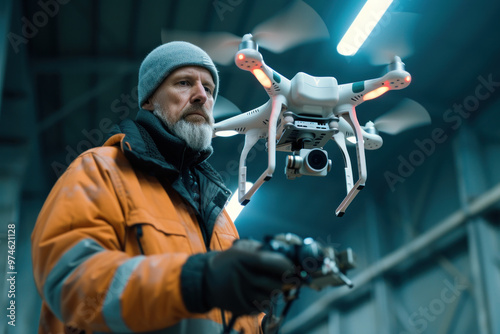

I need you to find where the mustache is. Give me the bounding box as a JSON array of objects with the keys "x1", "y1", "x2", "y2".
[{"x1": 182, "y1": 105, "x2": 213, "y2": 124}]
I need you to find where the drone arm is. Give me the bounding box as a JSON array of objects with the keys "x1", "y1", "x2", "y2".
[
  {"x1": 238, "y1": 95, "x2": 285, "y2": 205},
  {"x1": 335, "y1": 107, "x2": 367, "y2": 217},
  {"x1": 237, "y1": 130, "x2": 260, "y2": 204},
  {"x1": 332, "y1": 131, "x2": 354, "y2": 194}
]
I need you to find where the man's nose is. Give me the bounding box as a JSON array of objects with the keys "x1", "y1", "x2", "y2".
[{"x1": 190, "y1": 81, "x2": 208, "y2": 105}]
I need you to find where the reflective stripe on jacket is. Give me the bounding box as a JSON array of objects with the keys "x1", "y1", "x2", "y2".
[{"x1": 31, "y1": 129, "x2": 262, "y2": 333}]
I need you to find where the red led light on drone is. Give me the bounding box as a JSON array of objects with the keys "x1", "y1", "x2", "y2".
[
  {"x1": 363, "y1": 86, "x2": 389, "y2": 101},
  {"x1": 252, "y1": 69, "x2": 272, "y2": 88},
  {"x1": 405, "y1": 75, "x2": 411, "y2": 83},
  {"x1": 237, "y1": 53, "x2": 245, "y2": 60}
]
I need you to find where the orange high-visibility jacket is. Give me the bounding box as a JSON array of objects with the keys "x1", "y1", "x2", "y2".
[{"x1": 31, "y1": 115, "x2": 262, "y2": 333}]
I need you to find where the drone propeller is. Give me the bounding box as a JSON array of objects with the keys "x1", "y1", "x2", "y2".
[
  {"x1": 361, "y1": 12, "x2": 419, "y2": 66},
  {"x1": 161, "y1": 0, "x2": 329, "y2": 65},
  {"x1": 160, "y1": 30, "x2": 241, "y2": 65},
  {"x1": 213, "y1": 95, "x2": 242, "y2": 121},
  {"x1": 372, "y1": 98, "x2": 431, "y2": 135},
  {"x1": 250, "y1": 0, "x2": 330, "y2": 53}
]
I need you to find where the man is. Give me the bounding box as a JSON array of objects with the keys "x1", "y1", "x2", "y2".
[{"x1": 31, "y1": 41, "x2": 294, "y2": 334}]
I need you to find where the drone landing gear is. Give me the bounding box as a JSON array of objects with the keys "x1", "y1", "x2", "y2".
[
  {"x1": 238, "y1": 96, "x2": 286, "y2": 205},
  {"x1": 334, "y1": 108, "x2": 367, "y2": 216}
]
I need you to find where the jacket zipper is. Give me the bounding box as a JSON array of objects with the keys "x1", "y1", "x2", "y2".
[{"x1": 135, "y1": 224, "x2": 145, "y2": 255}]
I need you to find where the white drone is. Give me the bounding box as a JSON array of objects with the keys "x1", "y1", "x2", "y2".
[{"x1": 163, "y1": 1, "x2": 429, "y2": 217}]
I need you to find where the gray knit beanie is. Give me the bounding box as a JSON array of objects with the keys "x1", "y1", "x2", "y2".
[{"x1": 138, "y1": 41, "x2": 219, "y2": 108}]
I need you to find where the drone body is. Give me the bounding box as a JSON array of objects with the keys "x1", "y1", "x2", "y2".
[
  {"x1": 161, "y1": 0, "x2": 429, "y2": 217},
  {"x1": 213, "y1": 34, "x2": 420, "y2": 216}
]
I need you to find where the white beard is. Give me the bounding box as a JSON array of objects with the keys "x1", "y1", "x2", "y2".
[{"x1": 153, "y1": 107, "x2": 213, "y2": 152}]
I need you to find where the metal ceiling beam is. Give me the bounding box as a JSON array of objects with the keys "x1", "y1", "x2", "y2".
[
  {"x1": 31, "y1": 57, "x2": 141, "y2": 74},
  {"x1": 282, "y1": 182, "x2": 500, "y2": 333},
  {"x1": 0, "y1": 0, "x2": 13, "y2": 115},
  {"x1": 31, "y1": 56, "x2": 234, "y2": 76},
  {"x1": 36, "y1": 75, "x2": 122, "y2": 134}
]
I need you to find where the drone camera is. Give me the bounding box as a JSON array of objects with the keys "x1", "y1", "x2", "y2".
[{"x1": 285, "y1": 148, "x2": 331, "y2": 179}]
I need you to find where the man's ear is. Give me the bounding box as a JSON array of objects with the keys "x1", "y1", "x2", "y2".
[{"x1": 142, "y1": 99, "x2": 154, "y2": 111}]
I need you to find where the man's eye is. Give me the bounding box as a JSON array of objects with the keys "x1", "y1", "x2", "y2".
[
  {"x1": 178, "y1": 80, "x2": 189, "y2": 86},
  {"x1": 204, "y1": 86, "x2": 213, "y2": 95}
]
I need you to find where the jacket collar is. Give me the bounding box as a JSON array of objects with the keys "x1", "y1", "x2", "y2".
[{"x1": 106, "y1": 109, "x2": 213, "y2": 176}]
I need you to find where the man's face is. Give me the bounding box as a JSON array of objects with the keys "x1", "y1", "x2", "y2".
[{"x1": 143, "y1": 66, "x2": 216, "y2": 151}]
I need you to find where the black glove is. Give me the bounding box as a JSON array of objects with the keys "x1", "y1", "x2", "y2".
[{"x1": 181, "y1": 239, "x2": 295, "y2": 316}]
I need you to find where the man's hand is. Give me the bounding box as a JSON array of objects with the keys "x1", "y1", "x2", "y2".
[{"x1": 203, "y1": 239, "x2": 294, "y2": 315}]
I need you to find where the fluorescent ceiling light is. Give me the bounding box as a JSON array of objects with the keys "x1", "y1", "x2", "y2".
[
  {"x1": 337, "y1": 0, "x2": 393, "y2": 56},
  {"x1": 226, "y1": 182, "x2": 253, "y2": 222}
]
